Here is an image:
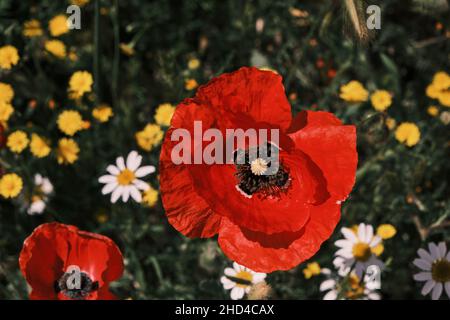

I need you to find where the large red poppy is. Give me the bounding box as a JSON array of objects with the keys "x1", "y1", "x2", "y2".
[
  {"x1": 19, "y1": 222, "x2": 124, "y2": 300},
  {"x1": 160, "y1": 67, "x2": 357, "y2": 273}
]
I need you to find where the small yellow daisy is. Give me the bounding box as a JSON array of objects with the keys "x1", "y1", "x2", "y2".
[
  {"x1": 68, "y1": 71, "x2": 93, "y2": 99},
  {"x1": 185, "y1": 78, "x2": 198, "y2": 91},
  {"x1": 0, "y1": 102, "x2": 14, "y2": 122},
  {"x1": 0, "y1": 173, "x2": 23, "y2": 198},
  {"x1": 427, "y1": 106, "x2": 439, "y2": 117},
  {"x1": 154, "y1": 103, "x2": 175, "y2": 126},
  {"x1": 303, "y1": 262, "x2": 321, "y2": 279},
  {"x1": 376, "y1": 224, "x2": 397, "y2": 240},
  {"x1": 45, "y1": 40, "x2": 66, "y2": 58},
  {"x1": 57, "y1": 138, "x2": 80, "y2": 164},
  {"x1": 0, "y1": 45, "x2": 20, "y2": 70},
  {"x1": 395, "y1": 122, "x2": 420, "y2": 147},
  {"x1": 0, "y1": 82, "x2": 14, "y2": 103},
  {"x1": 92, "y1": 104, "x2": 113, "y2": 123},
  {"x1": 7, "y1": 131, "x2": 29, "y2": 153},
  {"x1": 339, "y1": 80, "x2": 369, "y2": 102},
  {"x1": 49, "y1": 15, "x2": 69, "y2": 37},
  {"x1": 370, "y1": 90, "x2": 392, "y2": 112},
  {"x1": 135, "y1": 124, "x2": 164, "y2": 151},
  {"x1": 30, "y1": 134, "x2": 51, "y2": 158},
  {"x1": 142, "y1": 186, "x2": 159, "y2": 207},
  {"x1": 57, "y1": 110, "x2": 84, "y2": 136},
  {"x1": 188, "y1": 58, "x2": 200, "y2": 70},
  {"x1": 23, "y1": 20, "x2": 43, "y2": 37}
]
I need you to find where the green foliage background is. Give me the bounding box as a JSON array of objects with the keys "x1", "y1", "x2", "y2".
[{"x1": 0, "y1": 0, "x2": 449, "y2": 299}]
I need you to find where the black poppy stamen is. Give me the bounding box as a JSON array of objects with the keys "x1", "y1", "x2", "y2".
[
  {"x1": 234, "y1": 143, "x2": 290, "y2": 197},
  {"x1": 54, "y1": 270, "x2": 99, "y2": 300}
]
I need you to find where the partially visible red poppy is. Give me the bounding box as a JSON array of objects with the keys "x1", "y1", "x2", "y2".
[
  {"x1": 0, "y1": 123, "x2": 5, "y2": 148},
  {"x1": 160, "y1": 67, "x2": 357, "y2": 273},
  {"x1": 19, "y1": 222, "x2": 124, "y2": 300}
]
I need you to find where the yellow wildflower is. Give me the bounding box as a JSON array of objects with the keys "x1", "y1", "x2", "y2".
[
  {"x1": 45, "y1": 40, "x2": 66, "y2": 58},
  {"x1": 303, "y1": 262, "x2": 321, "y2": 279},
  {"x1": 339, "y1": 80, "x2": 368, "y2": 102},
  {"x1": 7, "y1": 131, "x2": 29, "y2": 153},
  {"x1": 57, "y1": 110, "x2": 84, "y2": 136},
  {"x1": 372, "y1": 243, "x2": 384, "y2": 256},
  {"x1": 135, "y1": 124, "x2": 164, "y2": 151},
  {"x1": 0, "y1": 102, "x2": 14, "y2": 122},
  {"x1": 0, "y1": 82, "x2": 14, "y2": 103},
  {"x1": 438, "y1": 91, "x2": 450, "y2": 107},
  {"x1": 154, "y1": 103, "x2": 175, "y2": 126},
  {"x1": 23, "y1": 19, "x2": 43, "y2": 37},
  {"x1": 426, "y1": 84, "x2": 441, "y2": 99},
  {"x1": 92, "y1": 105, "x2": 113, "y2": 123},
  {"x1": 142, "y1": 186, "x2": 159, "y2": 207},
  {"x1": 57, "y1": 138, "x2": 79, "y2": 164},
  {"x1": 427, "y1": 106, "x2": 439, "y2": 117},
  {"x1": 385, "y1": 117, "x2": 396, "y2": 130},
  {"x1": 71, "y1": 0, "x2": 90, "y2": 6},
  {"x1": 49, "y1": 15, "x2": 69, "y2": 37},
  {"x1": 0, "y1": 45, "x2": 20, "y2": 69},
  {"x1": 395, "y1": 122, "x2": 420, "y2": 147},
  {"x1": 370, "y1": 90, "x2": 392, "y2": 111},
  {"x1": 30, "y1": 134, "x2": 51, "y2": 158},
  {"x1": 0, "y1": 173, "x2": 23, "y2": 199},
  {"x1": 431, "y1": 71, "x2": 450, "y2": 91},
  {"x1": 185, "y1": 78, "x2": 198, "y2": 91},
  {"x1": 376, "y1": 224, "x2": 397, "y2": 240},
  {"x1": 68, "y1": 71, "x2": 93, "y2": 99},
  {"x1": 188, "y1": 58, "x2": 200, "y2": 70}
]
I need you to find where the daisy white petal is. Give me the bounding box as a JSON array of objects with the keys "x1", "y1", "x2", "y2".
[
  {"x1": 335, "y1": 248, "x2": 353, "y2": 259},
  {"x1": 323, "y1": 290, "x2": 338, "y2": 300},
  {"x1": 413, "y1": 272, "x2": 432, "y2": 282},
  {"x1": 130, "y1": 186, "x2": 142, "y2": 203},
  {"x1": 102, "y1": 182, "x2": 117, "y2": 195},
  {"x1": 106, "y1": 165, "x2": 120, "y2": 175},
  {"x1": 135, "y1": 165, "x2": 156, "y2": 178},
  {"x1": 126, "y1": 151, "x2": 139, "y2": 169},
  {"x1": 341, "y1": 228, "x2": 357, "y2": 243},
  {"x1": 121, "y1": 186, "x2": 131, "y2": 202},
  {"x1": 429, "y1": 243, "x2": 440, "y2": 260},
  {"x1": 369, "y1": 236, "x2": 382, "y2": 248},
  {"x1": 233, "y1": 262, "x2": 243, "y2": 272},
  {"x1": 98, "y1": 175, "x2": 117, "y2": 184},
  {"x1": 230, "y1": 287, "x2": 245, "y2": 300},
  {"x1": 413, "y1": 258, "x2": 431, "y2": 271},
  {"x1": 445, "y1": 282, "x2": 450, "y2": 299},
  {"x1": 431, "y1": 283, "x2": 443, "y2": 300},
  {"x1": 111, "y1": 186, "x2": 123, "y2": 203},
  {"x1": 417, "y1": 248, "x2": 434, "y2": 263},
  {"x1": 368, "y1": 292, "x2": 381, "y2": 300},
  {"x1": 421, "y1": 280, "x2": 436, "y2": 296},
  {"x1": 224, "y1": 268, "x2": 237, "y2": 277},
  {"x1": 438, "y1": 242, "x2": 447, "y2": 258},
  {"x1": 334, "y1": 239, "x2": 352, "y2": 249},
  {"x1": 116, "y1": 156, "x2": 126, "y2": 171},
  {"x1": 220, "y1": 277, "x2": 235, "y2": 290},
  {"x1": 320, "y1": 279, "x2": 336, "y2": 292},
  {"x1": 365, "y1": 225, "x2": 374, "y2": 243},
  {"x1": 134, "y1": 179, "x2": 150, "y2": 191},
  {"x1": 357, "y1": 223, "x2": 366, "y2": 241}
]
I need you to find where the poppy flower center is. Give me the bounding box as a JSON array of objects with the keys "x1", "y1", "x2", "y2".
[
  {"x1": 117, "y1": 169, "x2": 135, "y2": 185},
  {"x1": 431, "y1": 259, "x2": 450, "y2": 283},
  {"x1": 352, "y1": 242, "x2": 372, "y2": 262},
  {"x1": 235, "y1": 144, "x2": 289, "y2": 198},
  {"x1": 55, "y1": 271, "x2": 99, "y2": 300}
]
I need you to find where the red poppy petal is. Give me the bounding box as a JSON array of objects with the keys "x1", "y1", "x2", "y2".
[
  {"x1": 160, "y1": 128, "x2": 222, "y2": 238},
  {"x1": 189, "y1": 148, "x2": 329, "y2": 234},
  {"x1": 288, "y1": 111, "x2": 357, "y2": 201},
  {"x1": 19, "y1": 223, "x2": 67, "y2": 295},
  {"x1": 218, "y1": 199, "x2": 341, "y2": 273},
  {"x1": 196, "y1": 67, "x2": 292, "y2": 131}
]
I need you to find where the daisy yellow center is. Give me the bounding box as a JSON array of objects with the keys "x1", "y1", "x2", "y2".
[
  {"x1": 431, "y1": 259, "x2": 450, "y2": 283},
  {"x1": 250, "y1": 158, "x2": 268, "y2": 176},
  {"x1": 352, "y1": 242, "x2": 372, "y2": 262},
  {"x1": 234, "y1": 271, "x2": 253, "y2": 288},
  {"x1": 117, "y1": 169, "x2": 135, "y2": 186}
]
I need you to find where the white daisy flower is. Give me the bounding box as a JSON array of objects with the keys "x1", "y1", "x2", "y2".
[
  {"x1": 220, "y1": 262, "x2": 267, "y2": 300},
  {"x1": 98, "y1": 150, "x2": 155, "y2": 203},
  {"x1": 333, "y1": 223, "x2": 384, "y2": 278},
  {"x1": 27, "y1": 174, "x2": 53, "y2": 215},
  {"x1": 413, "y1": 241, "x2": 450, "y2": 300},
  {"x1": 320, "y1": 272, "x2": 381, "y2": 300}
]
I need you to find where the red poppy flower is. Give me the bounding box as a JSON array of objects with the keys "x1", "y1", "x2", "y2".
[
  {"x1": 19, "y1": 222, "x2": 124, "y2": 300},
  {"x1": 160, "y1": 67, "x2": 357, "y2": 273}
]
